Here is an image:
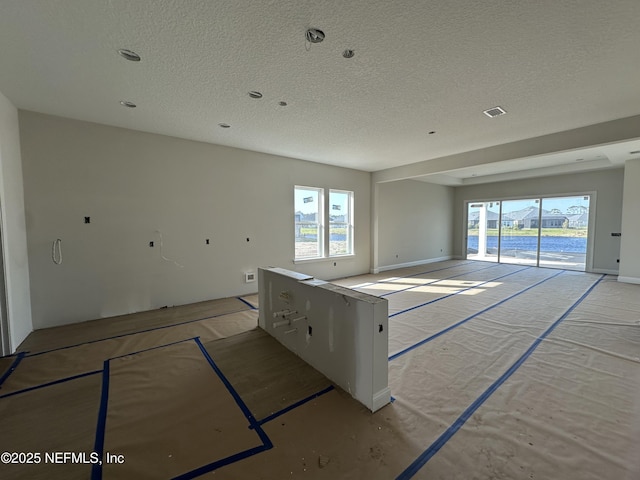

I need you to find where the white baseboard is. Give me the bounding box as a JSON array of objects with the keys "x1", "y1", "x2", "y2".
[
  {"x1": 371, "y1": 255, "x2": 454, "y2": 274},
  {"x1": 617, "y1": 276, "x2": 640, "y2": 285},
  {"x1": 371, "y1": 387, "x2": 392, "y2": 412},
  {"x1": 590, "y1": 268, "x2": 619, "y2": 275}
]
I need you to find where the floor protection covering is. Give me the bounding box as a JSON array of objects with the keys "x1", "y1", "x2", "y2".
[
  {"x1": 100, "y1": 339, "x2": 265, "y2": 479},
  {"x1": 0, "y1": 261, "x2": 638, "y2": 479}
]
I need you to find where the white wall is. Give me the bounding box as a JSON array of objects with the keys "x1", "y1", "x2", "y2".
[
  {"x1": 373, "y1": 179, "x2": 454, "y2": 271},
  {"x1": 0, "y1": 91, "x2": 33, "y2": 351},
  {"x1": 19, "y1": 111, "x2": 371, "y2": 329},
  {"x1": 453, "y1": 169, "x2": 625, "y2": 274},
  {"x1": 618, "y1": 159, "x2": 640, "y2": 283}
]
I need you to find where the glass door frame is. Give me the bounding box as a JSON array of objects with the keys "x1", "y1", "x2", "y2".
[{"x1": 464, "y1": 191, "x2": 596, "y2": 272}]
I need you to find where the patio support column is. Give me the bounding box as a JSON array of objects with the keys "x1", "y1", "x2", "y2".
[{"x1": 478, "y1": 203, "x2": 487, "y2": 259}]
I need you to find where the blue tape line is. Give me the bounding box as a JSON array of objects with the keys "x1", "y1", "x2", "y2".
[
  {"x1": 395, "y1": 274, "x2": 605, "y2": 479},
  {"x1": 237, "y1": 297, "x2": 258, "y2": 310},
  {"x1": 255, "y1": 385, "x2": 335, "y2": 427},
  {"x1": 356, "y1": 260, "x2": 477, "y2": 290},
  {"x1": 193, "y1": 338, "x2": 272, "y2": 448},
  {"x1": 0, "y1": 369, "x2": 102, "y2": 400},
  {"x1": 0, "y1": 338, "x2": 201, "y2": 401},
  {"x1": 389, "y1": 270, "x2": 564, "y2": 361},
  {"x1": 389, "y1": 266, "x2": 529, "y2": 318},
  {"x1": 380, "y1": 263, "x2": 500, "y2": 297},
  {"x1": 168, "y1": 338, "x2": 272, "y2": 478},
  {"x1": 27, "y1": 302, "x2": 253, "y2": 358},
  {"x1": 0, "y1": 351, "x2": 26, "y2": 388},
  {"x1": 171, "y1": 445, "x2": 271, "y2": 480},
  {"x1": 91, "y1": 361, "x2": 110, "y2": 480},
  {"x1": 108, "y1": 337, "x2": 198, "y2": 361}
]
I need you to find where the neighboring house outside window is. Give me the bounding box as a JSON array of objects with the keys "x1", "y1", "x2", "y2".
[{"x1": 295, "y1": 186, "x2": 354, "y2": 260}]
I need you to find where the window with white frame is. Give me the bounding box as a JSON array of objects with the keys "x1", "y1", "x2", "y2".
[
  {"x1": 294, "y1": 186, "x2": 354, "y2": 260},
  {"x1": 329, "y1": 189, "x2": 354, "y2": 256},
  {"x1": 295, "y1": 186, "x2": 323, "y2": 259}
]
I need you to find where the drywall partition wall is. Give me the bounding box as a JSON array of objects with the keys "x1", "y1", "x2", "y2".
[
  {"x1": 373, "y1": 179, "x2": 454, "y2": 272},
  {"x1": 19, "y1": 111, "x2": 371, "y2": 329},
  {"x1": 0, "y1": 91, "x2": 32, "y2": 351},
  {"x1": 453, "y1": 169, "x2": 624, "y2": 273},
  {"x1": 258, "y1": 267, "x2": 390, "y2": 412},
  {"x1": 618, "y1": 158, "x2": 640, "y2": 283}
]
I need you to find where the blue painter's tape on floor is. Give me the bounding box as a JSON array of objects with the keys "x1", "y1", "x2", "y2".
[
  {"x1": 28, "y1": 305, "x2": 254, "y2": 358},
  {"x1": 91, "y1": 361, "x2": 110, "y2": 480},
  {"x1": 379, "y1": 263, "x2": 497, "y2": 297},
  {"x1": 389, "y1": 270, "x2": 564, "y2": 361},
  {"x1": 0, "y1": 351, "x2": 26, "y2": 388},
  {"x1": 237, "y1": 297, "x2": 258, "y2": 310},
  {"x1": 389, "y1": 266, "x2": 529, "y2": 318},
  {"x1": 0, "y1": 369, "x2": 102, "y2": 400},
  {"x1": 255, "y1": 385, "x2": 335, "y2": 427},
  {"x1": 395, "y1": 274, "x2": 605, "y2": 479},
  {"x1": 167, "y1": 338, "x2": 274, "y2": 480}
]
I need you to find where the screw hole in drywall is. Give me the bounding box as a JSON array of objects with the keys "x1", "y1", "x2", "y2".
[
  {"x1": 308, "y1": 326, "x2": 313, "y2": 336},
  {"x1": 379, "y1": 324, "x2": 384, "y2": 333},
  {"x1": 84, "y1": 217, "x2": 91, "y2": 224}
]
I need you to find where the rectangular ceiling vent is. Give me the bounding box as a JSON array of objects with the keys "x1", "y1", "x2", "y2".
[{"x1": 483, "y1": 106, "x2": 507, "y2": 118}]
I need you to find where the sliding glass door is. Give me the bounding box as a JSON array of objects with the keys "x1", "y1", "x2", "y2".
[
  {"x1": 466, "y1": 202, "x2": 499, "y2": 262},
  {"x1": 499, "y1": 198, "x2": 540, "y2": 266},
  {"x1": 466, "y1": 195, "x2": 591, "y2": 271},
  {"x1": 538, "y1": 196, "x2": 590, "y2": 270}
]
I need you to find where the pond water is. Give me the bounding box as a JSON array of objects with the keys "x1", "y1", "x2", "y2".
[{"x1": 467, "y1": 235, "x2": 587, "y2": 253}]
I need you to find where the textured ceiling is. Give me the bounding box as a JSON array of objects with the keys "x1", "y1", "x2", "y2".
[{"x1": 1, "y1": 0, "x2": 639, "y2": 181}]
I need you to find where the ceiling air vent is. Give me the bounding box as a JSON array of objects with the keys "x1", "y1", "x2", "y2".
[{"x1": 483, "y1": 106, "x2": 507, "y2": 118}]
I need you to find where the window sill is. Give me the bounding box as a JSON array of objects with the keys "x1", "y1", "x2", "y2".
[{"x1": 294, "y1": 254, "x2": 356, "y2": 265}]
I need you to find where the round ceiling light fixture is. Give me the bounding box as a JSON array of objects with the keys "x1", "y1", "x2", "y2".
[
  {"x1": 342, "y1": 49, "x2": 355, "y2": 59},
  {"x1": 218, "y1": 123, "x2": 231, "y2": 128},
  {"x1": 248, "y1": 91, "x2": 263, "y2": 99},
  {"x1": 119, "y1": 100, "x2": 137, "y2": 108},
  {"x1": 118, "y1": 49, "x2": 141, "y2": 62},
  {"x1": 306, "y1": 28, "x2": 325, "y2": 43}
]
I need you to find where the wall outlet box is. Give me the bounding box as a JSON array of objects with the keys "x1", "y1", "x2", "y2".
[{"x1": 244, "y1": 272, "x2": 256, "y2": 283}]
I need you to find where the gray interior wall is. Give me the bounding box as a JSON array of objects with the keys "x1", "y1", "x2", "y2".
[
  {"x1": 453, "y1": 168, "x2": 625, "y2": 273},
  {"x1": 619, "y1": 158, "x2": 640, "y2": 283},
  {"x1": 19, "y1": 111, "x2": 371, "y2": 329},
  {"x1": 0, "y1": 91, "x2": 33, "y2": 350},
  {"x1": 375, "y1": 179, "x2": 454, "y2": 270}
]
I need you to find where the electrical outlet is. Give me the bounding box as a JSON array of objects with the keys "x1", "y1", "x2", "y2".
[{"x1": 244, "y1": 272, "x2": 256, "y2": 283}]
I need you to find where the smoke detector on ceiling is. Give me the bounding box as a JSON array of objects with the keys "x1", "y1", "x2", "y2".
[{"x1": 483, "y1": 106, "x2": 507, "y2": 118}]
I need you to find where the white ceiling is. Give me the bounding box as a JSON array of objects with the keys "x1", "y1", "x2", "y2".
[{"x1": 1, "y1": 0, "x2": 639, "y2": 183}]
